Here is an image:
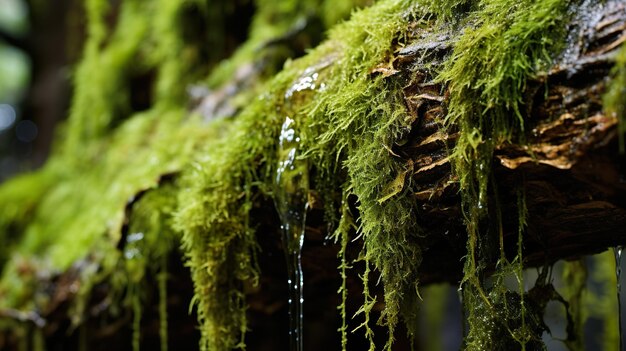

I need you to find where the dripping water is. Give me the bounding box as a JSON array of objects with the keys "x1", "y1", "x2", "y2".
[
  {"x1": 615, "y1": 246, "x2": 624, "y2": 351},
  {"x1": 274, "y1": 116, "x2": 309, "y2": 351}
]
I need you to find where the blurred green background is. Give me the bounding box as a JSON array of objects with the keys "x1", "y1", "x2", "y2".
[
  {"x1": 0, "y1": 0, "x2": 31, "y2": 180},
  {"x1": 0, "y1": 0, "x2": 80, "y2": 181}
]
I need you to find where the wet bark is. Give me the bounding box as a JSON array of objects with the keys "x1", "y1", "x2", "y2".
[{"x1": 400, "y1": 0, "x2": 626, "y2": 283}]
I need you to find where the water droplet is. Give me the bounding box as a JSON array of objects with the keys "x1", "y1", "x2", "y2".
[
  {"x1": 124, "y1": 247, "x2": 141, "y2": 260},
  {"x1": 127, "y1": 232, "x2": 144, "y2": 243},
  {"x1": 274, "y1": 116, "x2": 309, "y2": 351},
  {"x1": 285, "y1": 67, "x2": 321, "y2": 99}
]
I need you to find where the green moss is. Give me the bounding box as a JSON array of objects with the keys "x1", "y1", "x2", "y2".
[
  {"x1": 0, "y1": 5, "x2": 225, "y2": 349},
  {"x1": 174, "y1": 1, "x2": 428, "y2": 348},
  {"x1": 561, "y1": 260, "x2": 588, "y2": 351},
  {"x1": 1, "y1": 0, "x2": 375, "y2": 348},
  {"x1": 328, "y1": 193, "x2": 356, "y2": 350},
  {"x1": 434, "y1": 0, "x2": 569, "y2": 349},
  {"x1": 65, "y1": 0, "x2": 148, "y2": 156},
  {"x1": 419, "y1": 284, "x2": 450, "y2": 351},
  {"x1": 204, "y1": 0, "x2": 371, "y2": 119},
  {"x1": 0, "y1": 170, "x2": 56, "y2": 267},
  {"x1": 439, "y1": 0, "x2": 569, "y2": 227},
  {"x1": 584, "y1": 251, "x2": 620, "y2": 350},
  {"x1": 604, "y1": 42, "x2": 626, "y2": 152},
  {"x1": 124, "y1": 184, "x2": 180, "y2": 351},
  {"x1": 303, "y1": 2, "x2": 425, "y2": 347}
]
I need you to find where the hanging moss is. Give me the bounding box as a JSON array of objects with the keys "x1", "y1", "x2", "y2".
[
  {"x1": 585, "y1": 251, "x2": 620, "y2": 350},
  {"x1": 303, "y1": 2, "x2": 425, "y2": 347},
  {"x1": 561, "y1": 260, "x2": 588, "y2": 351},
  {"x1": 435, "y1": 0, "x2": 570, "y2": 349},
  {"x1": 419, "y1": 284, "x2": 450, "y2": 351},
  {"x1": 0, "y1": 0, "x2": 624, "y2": 350}
]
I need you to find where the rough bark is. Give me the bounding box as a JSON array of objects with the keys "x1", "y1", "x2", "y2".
[{"x1": 399, "y1": 0, "x2": 626, "y2": 283}]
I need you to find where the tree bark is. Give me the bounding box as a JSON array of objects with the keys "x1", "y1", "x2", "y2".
[{"x1": 395, "y1": 0, "x2": 626, "y2": 283}]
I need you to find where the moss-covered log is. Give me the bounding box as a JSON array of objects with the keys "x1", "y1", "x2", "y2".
[{"x1": 0, "y1": 0, "x2": 625, "y2": 350}]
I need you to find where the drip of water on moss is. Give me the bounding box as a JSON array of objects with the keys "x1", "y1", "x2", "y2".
[
  {"x1": 615, "y1": 246, "x2": 624, "y2": 351},
  {"x1": 274, "y1": 116, "x2": 309, "y2": 351}
]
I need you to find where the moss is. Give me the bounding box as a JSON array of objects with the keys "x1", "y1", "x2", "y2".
[
  {"x1": 419, "y1": 284, "x2": 450, "y2": 351},
  {"x1": 174, "y1": 1, "x2": 428, "y2": 348},
  {"x1": 434, "y1": 0, "x2": 570, "y2": 349},
  {"x1": 124, "y1": 184, "x2": 180, "y2": 351},
  {"x1": 561, "y1": 260, "x2": 588, "y2": 351},
  {"x1": 303, "y1": 2, "x2": 425, "y2": 347},
  {"x1": 64, "y1": 0, "x2": 148, "y2": 156},
  {"x1": 585, "y1": 251, "x2": 620, "y2": 350},
  {"x1": 0, "y1": 2, "x2": 225, "y2": 346},
  {"x1": 0, "y1": 171, "x2": 56, "y2": 267},
  {"x1": 1, "y1": 0, "x2": 374, "y2": 348},
  {"x1": 333, "y1": 200, "x2": 354, "y2": 350},
  {"x1": 203, "y1": 0, "x2": 371, "y2": 120},
  {"x1": 604, "y1": 42, "x2": 626, "y2": 152}
]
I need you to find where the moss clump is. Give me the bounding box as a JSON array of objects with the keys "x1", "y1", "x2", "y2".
[
  {"x1": 0, "y1": 0, "x2": 257, "y2": 346},
  {"x1": 123, "y1": 184, "x2": 179, "y2": 351},
  {"x1": 464, "y1": 289, "x2": 546, "y2": 350}
]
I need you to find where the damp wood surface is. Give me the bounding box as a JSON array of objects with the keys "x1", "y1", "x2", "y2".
[{"x1": 406, "y1": 0, "x2": 626, "y2": 283}]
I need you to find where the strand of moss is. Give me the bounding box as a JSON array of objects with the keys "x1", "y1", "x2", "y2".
[
  {"x1": 330, "y1": 195, "x2": 355, "y2": 351},
  {"x1": 561, "y1": 259, "x2": 588, "y2": 351},
  {"x1": 352, "y1": 258, "x2": 377, "y2": 350}
]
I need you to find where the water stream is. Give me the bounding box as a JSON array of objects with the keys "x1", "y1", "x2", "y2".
[
  {"x1": 615, "y1": 246, "x2": 624, "y2": 351},
  {"x1": 274, "y1": 116, "x2": 309, "y2": 351}
]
